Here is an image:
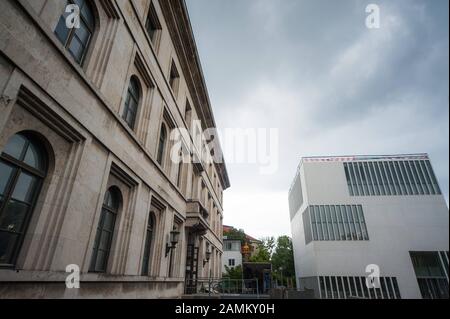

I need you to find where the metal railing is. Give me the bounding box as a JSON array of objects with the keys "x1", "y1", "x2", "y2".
[{"x1": 185, "y1": 278, "x2": 260, "y2": 298}]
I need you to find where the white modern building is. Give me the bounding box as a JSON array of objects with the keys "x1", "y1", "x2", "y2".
[
  {"x1": 289, "y1": 154, "x2": 449, "y2": 299},
  {"x1": 222, "y1": 238, "x2": 242, "y2": 273}
]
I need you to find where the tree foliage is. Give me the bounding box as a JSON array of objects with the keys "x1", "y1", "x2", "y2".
[
  {"x1": 249, "y1": 237, "x2": 275, "y2": 263},
  {"x1": 223, "y1": 228, "x2": 246, "y2": 243},
  {"x1": 222, "y1": 265, "x2": 243, "y2": 280},
  {"x1": 271, "y1": 236, "x2": 295, "y2": 285}
]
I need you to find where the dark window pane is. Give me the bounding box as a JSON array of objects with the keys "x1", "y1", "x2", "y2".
[
  {"x1": 2, "y1": 134, "x2": 27, "y2": 160},
  {"x1": 404, "y1": 161, "x2": 419, "y2": 195},
  {"x1": 358, "y1": 163, "x2": 368, "y2": 195},
  {"x1": 68, "y1": 35, "x2": 84, "y2": 63},
  {"x1": 343, "y1": 277, "x2": 350, "y2": 298},
  {"x1": 315, "y1": 206, "x2": 323, "y2": 241},
  {"x1": 55, "y1": 15, "x2": 70, "y2": 45},
  {"x1": 23, "y1": 143, "x2": 45, "y2": 171},
  {"x1": 95, "y1": 249, "x2": 107, "y2": 272},
  {"x1": 0, "y1": 162, "x2": 15, "y2": 195},
  {"x1": 75, "y1": 23, "x2": 90, "y2": 44},
  {"x1": 104, "y1": 189, "x2": 119, "y2": 210},
  {"x1": 103, "y1": 211, "x2": 115, "y2": 231},
  {"x1": 0, "y1": 200, "x2": 29, "y2": 233},
  {"x1": 320, "y1": 206, "x2": 328, "y2": 241},
  {"x1": 157, "y1": 126, "x2": 167, "y2": 165},
  {"x1": 344, "y1": 164, "x2": 353, "y2": 196},
  {"x1": 81, "y1": 3, "x2": 95, "y2": 30},
  {"x1": 325, "y1": 206, "x2": 334, "y2": 240},
  {"x1": 11, "y1": 172, "x2": 38, "y2": 203},
  {"x1": 411, "y1": 252, "x2": 445, "y2": 277},
  {"x1": 425, "y1": 161, "x2": 442, "y2": 194},
  {"x1": 0, "y1": 231, "x2": 19, "y2": 264},
  {"x1": 99, "y1": 231, "x2": 112, "y2": 251}
]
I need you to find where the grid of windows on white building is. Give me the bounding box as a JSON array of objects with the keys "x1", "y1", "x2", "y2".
[
  {"x1": 344, "y1": 160, "x2": 441, "y2": 197},
  {"x1": 410, "y1": 251, "x2": 449, "y2": 299},
  {"x1": 303, "y1": 205, "x2": 369, "y2": 244},
  {"x1": 319, "y1": 276, "x2": 402, "y2": 299}
]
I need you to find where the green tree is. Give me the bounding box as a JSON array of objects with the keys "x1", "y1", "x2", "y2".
[
  {"x1": 249, "y1": 237, "x2": 275, "y2": 262},
  {"x1": 223, "y1": 228, "x2": 246, "y2": 243},
  {"x1": 271, "y1": 236, "x2": 295, "y2": 287},
  {"x1": 222, "y1": 265, "x2": 243, "y2": 280}
]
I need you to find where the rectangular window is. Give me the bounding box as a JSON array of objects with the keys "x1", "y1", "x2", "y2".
[
  {"x1": 318, "y1": 276, "x2": 401, "y2": 299},
  {"x1": 364, "y1": 162, "x2": 375, "y2": 196},
  {"x1": 320, "y1": 206, "x2": 329, "y2": 241},
  {"x1": 310, "y1": 207, "x2": 318, "y2": 241},
  {"x1": 358, "y1": 163, "x2": 368, "y2": 196},
  {"x1": 169, "y1": 61, "x2": 180, "y2": 96},
  {"x1": 330, "y1": 206, "x2": 340, "y2": 240},
  {"x1": 377, "y1": 162, "x2": 388, "y2": 195},
  {"x1": 303, "y1": 205, "x2": 369, "y2": 242},
  {"x1": 349, "y1": 163, "x2": 361, "y2": 196},
  {"x1": 419, "y1": 161, "x2": 435, "y2": 195},
  {"x1": 344, "y1": 159, "x2": 441, "y2": 197},
  {"x1": 410, "y1": 251, "x2": 449, "y2": 299},
  {"x1": 425, "y1": 160, "x2": 442, "y2": 194},
  {"x1": 315, "y1": 206, "x2": 324, "y2": 241},
  {"x1": 344, "y1": 163, "x2": 354, "y2": 196},
  {"x1": 325, "y1": 205, "x2": 335, "y2": 241},
  {"x1": 393, "y1": 162, "x2": 406, "y2": 195},
  {"x1": 351, "y1": 205, "x2": 362, "y2": 240},
  {"x1": 335, "y1": 206, "x2": 345, "y2": 240},
  {"x1": 369, "y1": 162, "x2": 380, "y2": 196},
  {"x1": 145, "y1": 2, "x2": 162, "y2": 45}
]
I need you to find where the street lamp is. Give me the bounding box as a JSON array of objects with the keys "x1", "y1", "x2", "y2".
[
  {"x1": 165, "y1": 228, "x2": 180, "y2": 257},
  {"x1": 203, "y1": 248, "x2": 212, "y2": 266}
]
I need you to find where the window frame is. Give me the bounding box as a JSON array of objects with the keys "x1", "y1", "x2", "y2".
[
  {"x1": 157, "y1": 123, "x2": 168, "y2": 167},
  {"x1": 89, "y1": 187, "x2": 121, "y2": 273},
  {"x1": 0, "y1": 133, "x2": 48, "y2": 268},
  {"x1": 122, "y1": 76, "x2": 142, "y2": 130},
  {"x1": 145, "y1": 1, "x2": 162, "y2": 48},
  {"x1": 54, "y1": 0, "x2": 95, "y2": 66},
  {"x1": 141, "y1": 212, "x2": 156, "y2": 276}
]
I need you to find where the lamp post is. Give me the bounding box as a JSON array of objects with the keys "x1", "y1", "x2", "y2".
[
  {"x1": 203, "y1": 248, "x2": 212, "y2": 267},
  {"x1": 165, "y1": 229, "x2": 180, "y2": 257}
]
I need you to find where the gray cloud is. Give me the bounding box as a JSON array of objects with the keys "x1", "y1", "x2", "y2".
[{"x1": 187, "y1": 0, "x2": 449, "y2": 238}]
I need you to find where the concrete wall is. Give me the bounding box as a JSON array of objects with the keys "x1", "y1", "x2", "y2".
[{"x1": 0, "y1": 0, "x2": 226, "y2": 298}]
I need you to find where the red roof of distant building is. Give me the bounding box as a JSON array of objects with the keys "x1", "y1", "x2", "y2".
[{"x1": 222, "y1": 225, "x2": 260, "y2": 243}]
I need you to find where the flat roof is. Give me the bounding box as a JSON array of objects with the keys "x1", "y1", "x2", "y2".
[{"x1": 301, "y1": 153, "x2": 429, "y2": 162}]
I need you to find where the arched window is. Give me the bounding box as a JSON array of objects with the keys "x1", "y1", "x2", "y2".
[
  {"x1": 122, "y1": 76, "x2": 141, "y2": 130},
  {"x1": 157, "y1": 124, "x2": 167, "y2": 166},
  {"x1": 89, "y1": 187, "x2": 121, "y2": 273},
  {"x1": 0, "y1": 133, "x2": 48, "y2": 266},
  {"x1": 141, "y1": 212, "x2": 155, "y2": 276},
  {"x1": 54, "y1": 0, "x2": 95, "y2": 65}
]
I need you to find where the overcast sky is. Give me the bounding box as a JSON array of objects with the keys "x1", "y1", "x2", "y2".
[{"x1": 186, "y1": 0, "x2": 449, "y2": 239}]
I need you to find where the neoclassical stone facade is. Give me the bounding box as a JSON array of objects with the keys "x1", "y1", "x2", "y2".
[{"x1": 0, "y1": 0, "x2": 229, "y2": 298}]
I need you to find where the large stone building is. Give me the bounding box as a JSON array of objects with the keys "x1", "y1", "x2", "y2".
[
  {"x1": 0, "y1": 0, "x2": 229, "y2": 298},
  {"x1": 289, "y1": 154, "x2": 449, "y2": 299}
]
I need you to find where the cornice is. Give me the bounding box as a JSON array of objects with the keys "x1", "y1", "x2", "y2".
[{"x1": 160, "y1": 0, "x2": 230, "y2": 190}]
